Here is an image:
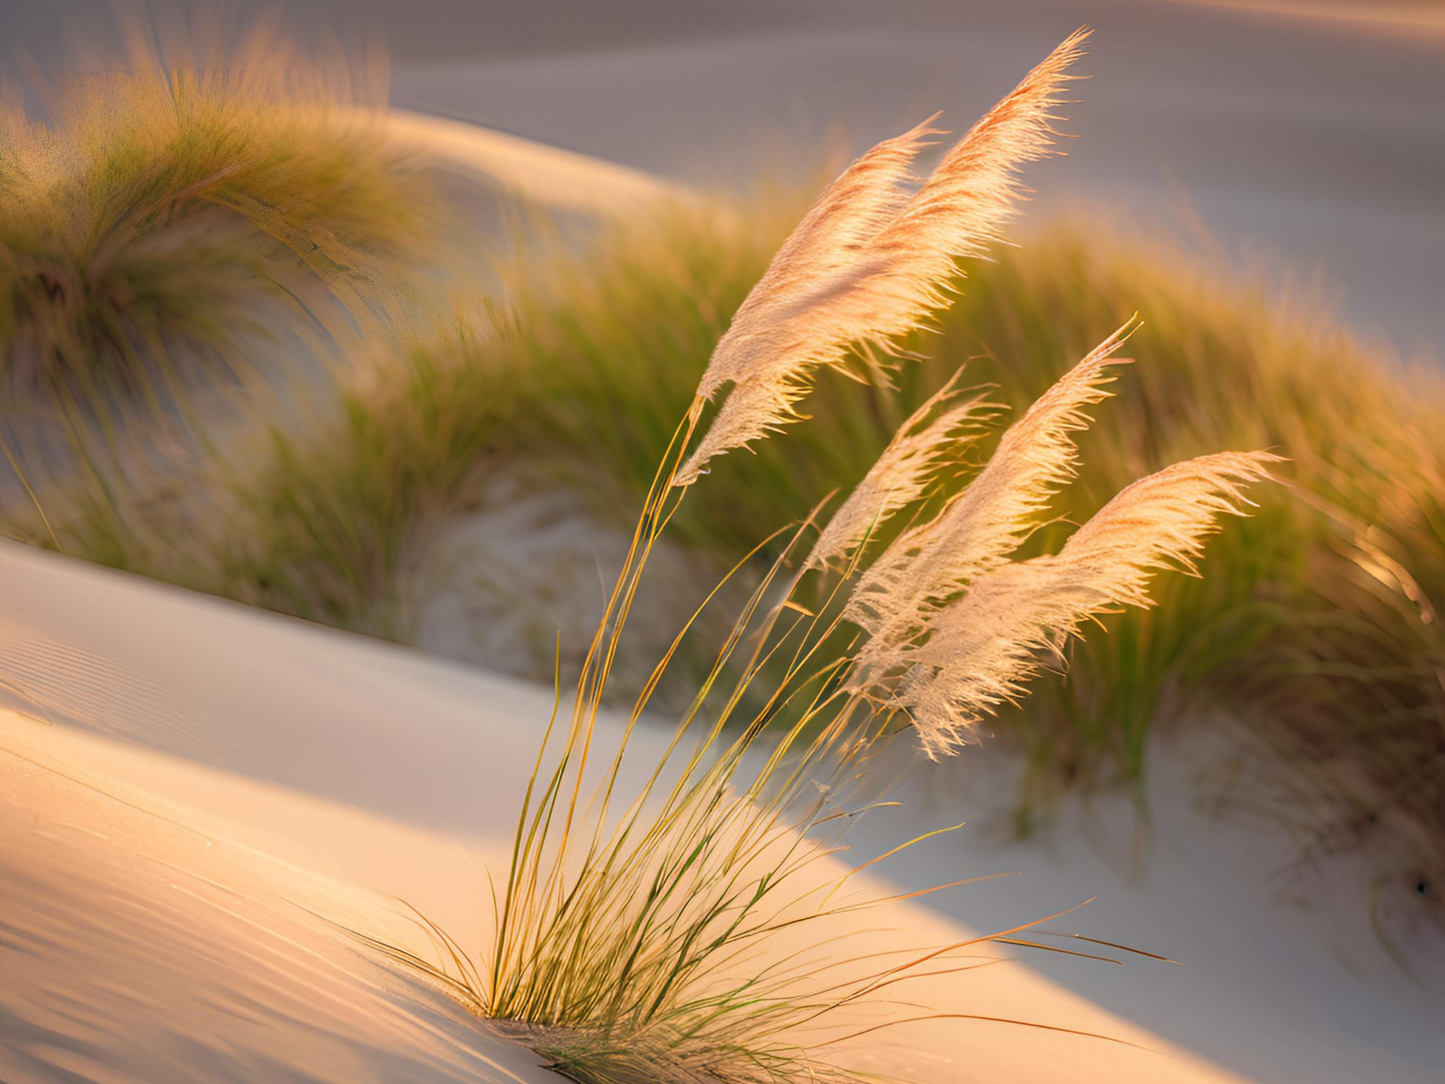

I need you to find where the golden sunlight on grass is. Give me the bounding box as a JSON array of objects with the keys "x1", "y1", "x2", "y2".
[
  {"x1": 1, "y1": 10, "x2": 1441, "y2": 1084},
  {"x1": 338, "y1": 34, "x2": 1277, "y2": 1081}
]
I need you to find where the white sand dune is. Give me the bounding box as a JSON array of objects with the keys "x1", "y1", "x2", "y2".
[
  {"x1": 1, "y1": 538, "x2": 1268, "y2": 1084},
  {"x1": 2, "y1": 538, "x2": 1441, "y2": 1082},
  {"x1": 1167, "y1": 0, "x2": 1445, "y2": 34},
  {"x1": 0, "y1": 738, "x2": 550, "y2": 1084},
  {"x1": 383, "y1": 107, "x2": 692, "y2": 220}
]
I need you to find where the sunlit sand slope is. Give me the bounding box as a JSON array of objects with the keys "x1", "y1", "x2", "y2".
[
  {"x1": 0, "y1": 735, "x2": 551, "y2": 1084},
  {"x1": 0, "y1": 540, "x2": 1259, "y2": 1083},
  {"x1": 383, "y1": 107, "x2": 693, "y2": 218},
  {"x1": 0, "y1": 717, "x2": 1252, "y2": 1084}
]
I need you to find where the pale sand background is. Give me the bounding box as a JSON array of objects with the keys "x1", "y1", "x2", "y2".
[{"x1": 5, "y1": 0, "x2": 1441, "y2": 352}]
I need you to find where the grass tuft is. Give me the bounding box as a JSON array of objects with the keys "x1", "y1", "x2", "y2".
[
  {"x1": 0, "y1": 18, "x2": 439, "y2": 565},
  {"x1": 366, "y1": 38, "x2": 1272, "y2": 1078}
]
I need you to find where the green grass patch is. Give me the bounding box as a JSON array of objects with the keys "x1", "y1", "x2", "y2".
[{"x1": 0, "y1": 32, "x2": 440, "y2": 563}]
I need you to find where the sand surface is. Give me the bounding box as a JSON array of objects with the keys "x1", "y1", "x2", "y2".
[
  {"x1": 0, "y1": 716, "x2": 1246, "y2": 1084},
  {"x1": 384, "y1": 108, "x2": 689, "y2": 219},
  {"x1": 1, "y1": 538, "x2": 1442, "y2": 1082},
  {"x1": 0, "y1": 737, "x2": 551, "y2": 1084}
]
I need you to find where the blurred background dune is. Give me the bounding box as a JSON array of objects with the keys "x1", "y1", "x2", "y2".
[{"x1": 7, "y1": 0, "x2": 1441, "y2": 353}]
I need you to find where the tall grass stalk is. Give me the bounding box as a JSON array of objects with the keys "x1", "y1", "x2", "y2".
[
  {"x1": 376, "y1": 32, "x2": 1270, "y2": 1081},
  {"x1": 420, "y1": 209, "x2": 1438, "y2": 920}
]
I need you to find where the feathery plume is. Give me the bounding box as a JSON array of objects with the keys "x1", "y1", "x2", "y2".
[
  {"x1": 675, "y1": 28, "x2": 1090, "y2": 485},
  {"x1": 847, "y1": 320, "x2": 1133, "y2": 641},
  {"x1": 695, "y1": 116, "x2": 942, "y2": 401},
  {"x1": 1051, "y1": 450, "x2": 1283, "y2": 606},
  {"x1": 883, "y1": 450, "x2": 1279, "y2": 758},
  {"x1": 801, "y1": 368, "x2": 995, "y2": 572}
]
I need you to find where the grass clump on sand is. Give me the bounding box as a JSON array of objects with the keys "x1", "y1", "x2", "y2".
[
  {"x1": 0, "y1": 19, "x2": 435, "y2": 558},
  {"x1": 0, "y1": 25, "x2": 428, "y2": 397},
  {"x1": 412, "y1": 219, "x2": 1444, "y2": 921},
  {"x1": 192, "y1": 205, "x2": 775, "y2": 637},
  {"x1": 213, "y1": 332, "x2": 521, "y2": 635},
  {"x1": 928, "y1": 229, "x2": 1445, "y2": 887},
  {"x1": 378, "y1": 32, "x2": 1272, "y2": 1082},
  {"x1": 285, "y1": 204, "x2": 1439, "y2": 920}
]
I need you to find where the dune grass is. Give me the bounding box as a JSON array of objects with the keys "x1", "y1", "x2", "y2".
[
  {"x1": 387, "y1": 418, "x2": 1170, "y2": 1083},
  {"x1": 0, "y1": 60, "x2": 428, "y2": 389},
  {"x1": 14, "y1": 175, "x2": 1441, "y2": 919},
  {"x1": 476, "y1": 211, "x2": 1443, "y2": 910},
  {"x1": 0, "y1": 21, "x2": 437, "y2": 561},
  {"x1": 263, "y1": 208, "x2": 1442, "y2": 913},
  {"x1": 372, "y1": 36, "x2": 1278, "y2": 1071},
  {"x1": 929, "y1": 228, "x2": 1444, "y2": 864},
  {"x1": 389, "y1": 402, "x2": 1211, "y2": 1082}
]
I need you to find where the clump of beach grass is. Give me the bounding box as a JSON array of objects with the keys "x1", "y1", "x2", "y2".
[
  {"x1": 0, "y1": 16, "x2": 436, "y2": 556},
  {"x1": 403, "y1": 211, "x2": 1439, "y2": 922},
  {"x1": 375, "y1": 31, "x2": 1273, "y2": 1081},
  {"x1": 923, "y1": 224, "x2": 1444, "y2": 913},
  {"x1": 0, "y1": 21, "x2": 427, "y2": 396}
]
